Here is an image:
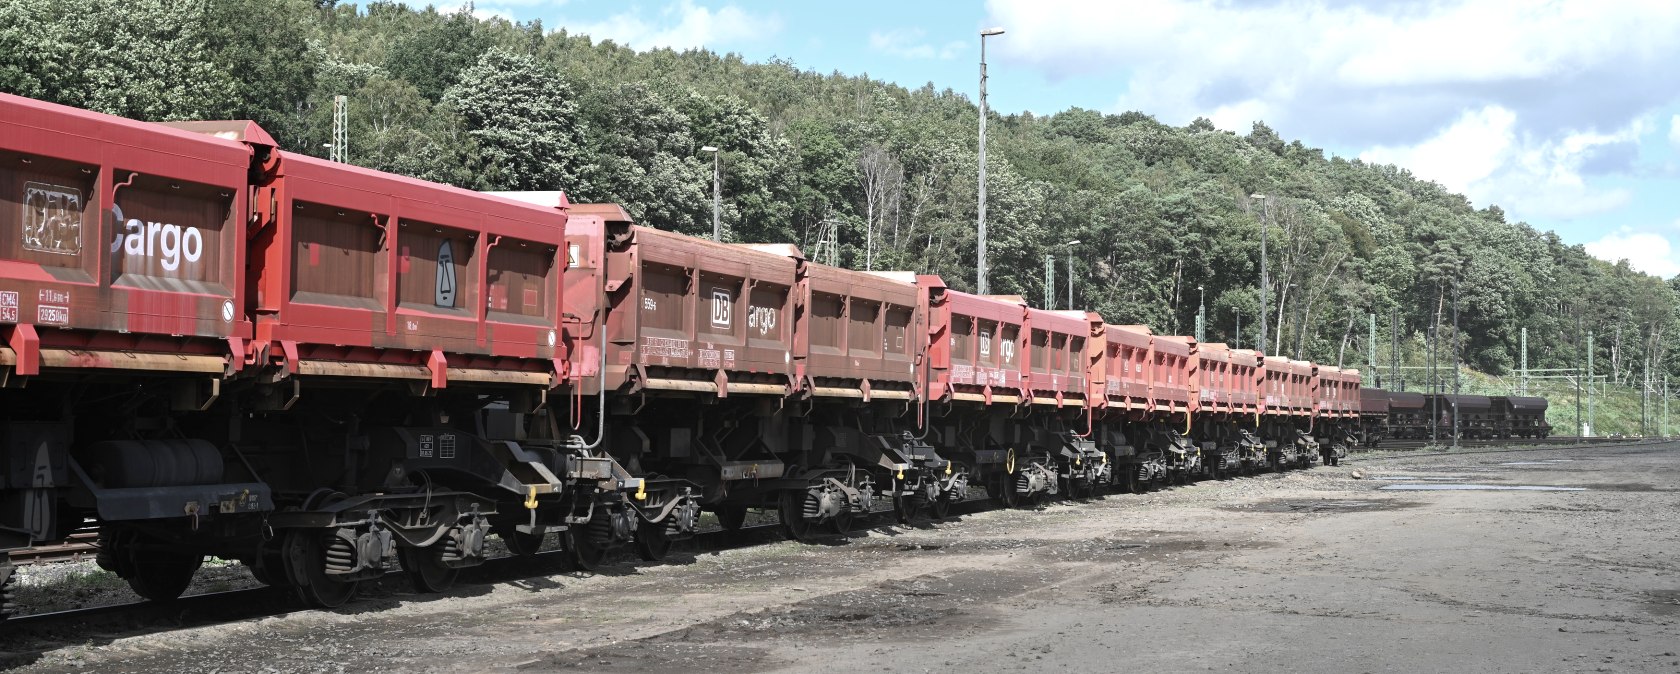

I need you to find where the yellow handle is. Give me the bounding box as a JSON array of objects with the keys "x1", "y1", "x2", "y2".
[
  {"x1": 634, "y1": 478, "x2": 647, "y2": 501},
  {"x1": 1006, "y1": 448, "x2": 1016, "y2": 474},
  {"x1": 945, "y1": 462, "x2": 953, "y2": 475},
  {"x1": 524, "y1": 485, "x2": 538, "y2": 510}
]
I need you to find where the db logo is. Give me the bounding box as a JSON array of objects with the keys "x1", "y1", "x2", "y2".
[
  {"x1": 710, "y1": 289, "x2": 732, "y2": 328},
  {"x1": 110, "y1": 206, "x2": 203, "y2": 272}
]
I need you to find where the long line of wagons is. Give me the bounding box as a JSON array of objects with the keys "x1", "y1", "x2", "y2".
[
  {"x1": 0, "y1": 94, "x2": 1548, "y2": 618},
  {"x1": 1359, "y1": 390, "x2": 1551, "y2": 442}
]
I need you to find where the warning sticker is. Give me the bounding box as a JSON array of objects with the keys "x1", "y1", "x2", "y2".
[{"x1": 0, "y1": 291, "x2": 16, "y2": 323}]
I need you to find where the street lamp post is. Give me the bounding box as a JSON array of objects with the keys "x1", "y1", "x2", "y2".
[
  {"x1": 1196, "y1": 284, "x2": 1205, "y2": 343},
  {"x1": 701, "y1": 145, "x2": 721, "y2": 242},
  {"x1": 1066, "y1": 239, "x2": 1080, "y2": 310},
  {"x1": 977, "y1": 26, "x2": 1004, "y2": 295},
  {"x1": 1251, "y1": 194, "x2": 1269, "y2": 353},
  {"x1": 1452, "y1": 280, "x2": 1460, "y2": 449},
  {"x1": 1235, "y1": 311, "x2": 1242, "y2": 350}
]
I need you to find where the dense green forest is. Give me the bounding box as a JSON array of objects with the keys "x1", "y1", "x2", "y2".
[{"x1": 4, "y1": 0, "x2": 1677, "y2": 398}]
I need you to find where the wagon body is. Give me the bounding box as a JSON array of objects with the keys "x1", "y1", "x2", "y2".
[{"x1": 0, "y1": 93, "x2": 253, "y2": 376}]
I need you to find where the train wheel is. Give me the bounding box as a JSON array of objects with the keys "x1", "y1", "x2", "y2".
[
  {"x1": 0, "y1": 562, "x2": 13, "y2": 621},
  {"x1": 399, "y1": 545, "x2": 459, "y2": 593},
  {"x1": 893, "y1": 494, "x2": 920, "y2": 524},
  {"x1": 716, "y1": 505, "x2": 748, "y2": 533},
  {"x1": 1000, "y1": 473, "x2": 1028, "y2": 508},
  {"x1": 498, "y1": 525, "x2": 547, "y2": 557},
  {"x1": 830, "y1": 509, "x2": 855, "y2": 537},
  {"x1": 930, "y1": 494, "x2": 953, "y2": 520},
  {"x1": 110, "y1": 536, "x2": 202, "y2": 603},
  {"x1": 779, "y1": 490, "x2": 821, "y2": 542},
  {"x1": 282, "y1": 530, "x2": 358, "y2": 609},
  {"x1": 566, "y1": 517, "x2": 610, "y2": 572},
  {"x1": 635, "y1": 520, "x2": 672, "y2": 562}
]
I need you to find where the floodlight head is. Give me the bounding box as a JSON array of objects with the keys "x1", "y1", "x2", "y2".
[
  {"x1": 700, "y1": 145, "x2": 719, "y2": 153},
  {"x1": 981, "y1": 27, "x2": 1005, "y2": 36}
]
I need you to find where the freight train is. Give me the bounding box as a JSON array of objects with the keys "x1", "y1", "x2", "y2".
[
  {"x1": 0, "y1": 93, "x2": 1527, "y2": 620},
  {"x1": 1359, "y1": 389, "x2": 1550, "y2": 442}
]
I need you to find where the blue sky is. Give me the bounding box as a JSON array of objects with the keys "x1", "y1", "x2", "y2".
[{"x1": 445, "y1": 0, "x2": 1680, "y2": 278}]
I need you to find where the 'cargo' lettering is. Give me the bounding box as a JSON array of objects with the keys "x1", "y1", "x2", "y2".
[
  {"x1": 111, "y1": 218, "x2": 203, "y2": 272},
  {"x1": 747, "y1": 305, "x2": 777, "y2": 336}
]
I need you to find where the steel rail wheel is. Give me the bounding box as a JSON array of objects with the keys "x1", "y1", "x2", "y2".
[
  {"x1": 282, "y1": 530, "x2": 358, "y2": 609},
  {"x1": 635, "y1": 519, "x2": 672, "y2": 562},
  {"x1": 497, "y1": 524, "x2": 546, "y2": 557},
  {"x1": 566, "y1": 514, "x2": 611, "y2": 572},
  {"x1": 715, "y1": 504, "x2": 748, "y2": 533},
  {"x1": 893, "y1": 493, "x2": 920, "y2": 525},
  {"x1": 779, "y1": 489, "x2": 822, "y2": 542},
  {"x1": 929, "y1": 493, "x2": 953, "y2": 520},
  {"x1": 399, "y1": 545, "x2": 459, "y2": 593}
]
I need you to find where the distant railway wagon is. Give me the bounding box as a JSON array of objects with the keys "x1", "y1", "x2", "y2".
[
  {"x1": 0, "y1": 94, "x2": 1552, "y2": 622},
  {"x1": 1358, "y1": 387, "x2": 1391, "y2": 447},
  {"x1": 1491, "y1": 396, "x2": 1552, "y2": 439}
]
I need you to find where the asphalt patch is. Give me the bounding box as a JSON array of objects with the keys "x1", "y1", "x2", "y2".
[
  {"x1": 1642, "y1": 590, "x2": 1680, "y2": 616},
  {"x1": 1230, "y1": 499, "x2": 1417, "y2": 514},
  {"x1": 528, "y1": 570, "x2": 1017, "y2": 672}
]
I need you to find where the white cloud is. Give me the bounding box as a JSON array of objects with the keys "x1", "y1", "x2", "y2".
[
  {"x1": 1361, "y1": 108, "x2": 1643, "y2": 220},
  {"x1": 1670, "y1": 114, "x2": 1680, "y2": 146},
  {"x1": 987, "y1": 0, "x2": 1680, "y2": 225},
  {"x1": 563, "y1": 0, "x2": 776, "y2": 51},
  {"x1": 868, "y1": 29, "x2": 965, "y2": 60},
  {"x1": 1585, "y1": 231, "x2": 1680, "y2": 278},
  {"x1": 1361, "y1": 106, "x2": 1517, "y2": 194},
  {"x1": 989, "y1": 0, "x2": 1680, "y2": 141},
  {"x1": 408, "y1": 1, "x2": 519, "y2": 22}
]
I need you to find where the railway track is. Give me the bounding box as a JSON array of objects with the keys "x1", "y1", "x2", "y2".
[
  {"x1": 7, "y1": 529, "x2": 98, "y2": 567},
  {"x1": 1374, "y1": 435, "x2": 1655, "y2": 452},
  {"x1": 4, "y1": 437, "x2": 1655, "y2": 568},
  {"x1": 0, "y1": 501, "x2": 992, "y2": 638}
]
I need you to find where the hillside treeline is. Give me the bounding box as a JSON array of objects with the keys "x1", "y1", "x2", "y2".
[{"x1": 3, "y1": 0, "x2": 1674, "y2": 389}]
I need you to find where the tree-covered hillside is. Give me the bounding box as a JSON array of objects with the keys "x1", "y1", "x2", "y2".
[{"x1": 4, "y1": 0, "x2": 1675, "y2": 390}]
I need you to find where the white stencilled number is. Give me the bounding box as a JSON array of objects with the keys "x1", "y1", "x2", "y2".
[
  {"x1": 979, "y1": 330, "x2": 992, "y2": 359},
  {"x1": 710, "y1": 289, "x2": 732, "y2": 328}
]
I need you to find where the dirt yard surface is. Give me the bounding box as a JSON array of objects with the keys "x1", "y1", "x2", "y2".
[{"x1": 5, "y1": 442, "x2": 1680, "y2": 673}]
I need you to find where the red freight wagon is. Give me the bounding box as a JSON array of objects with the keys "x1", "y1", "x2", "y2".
[
  {"x1": 797, "y1": 264, "x2": 920, "y2": 402},
  {"x1": 250, "y1": 151, "x2": 569, "y2": 387},
  {"x1": 1263, "y1": 356, "x2": 1313, "y2": 416},
  {"x1": 0, "y1": 94, "x2": 252, "y2": 376},
  {"x1": 1196, "y1": 342, "x2": 1239, "y2": 414},
  {"x1": 1316, "y1": 366, "x2": 1361, "y2": 418},
  {"x1": 921, "y1": 277, "x2": 1026, "y2": 405},
  {"x1": 1152, "y1": 335, "x2": 1196, "y2": 416},
  {"x1": 1024, "y1": 308, "x2": 1091, "y2": 407},
  {"x1": 600, "y1": 224, "x2": 798, "y2": 397},
  {"x1": 1099, "y1": 324, "x2": 1154, "y2": 413},
  {"x1": 1229, "y1": 348, "x2": 1264, "y2": 416}
]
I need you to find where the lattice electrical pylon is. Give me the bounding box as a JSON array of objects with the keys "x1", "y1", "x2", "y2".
[
  {"x1": 330, "y1": 95, "x2": 347, "y2": 163},
  {"x1": 810, "y1": 218, "x2": 840, "y2": 267}
]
